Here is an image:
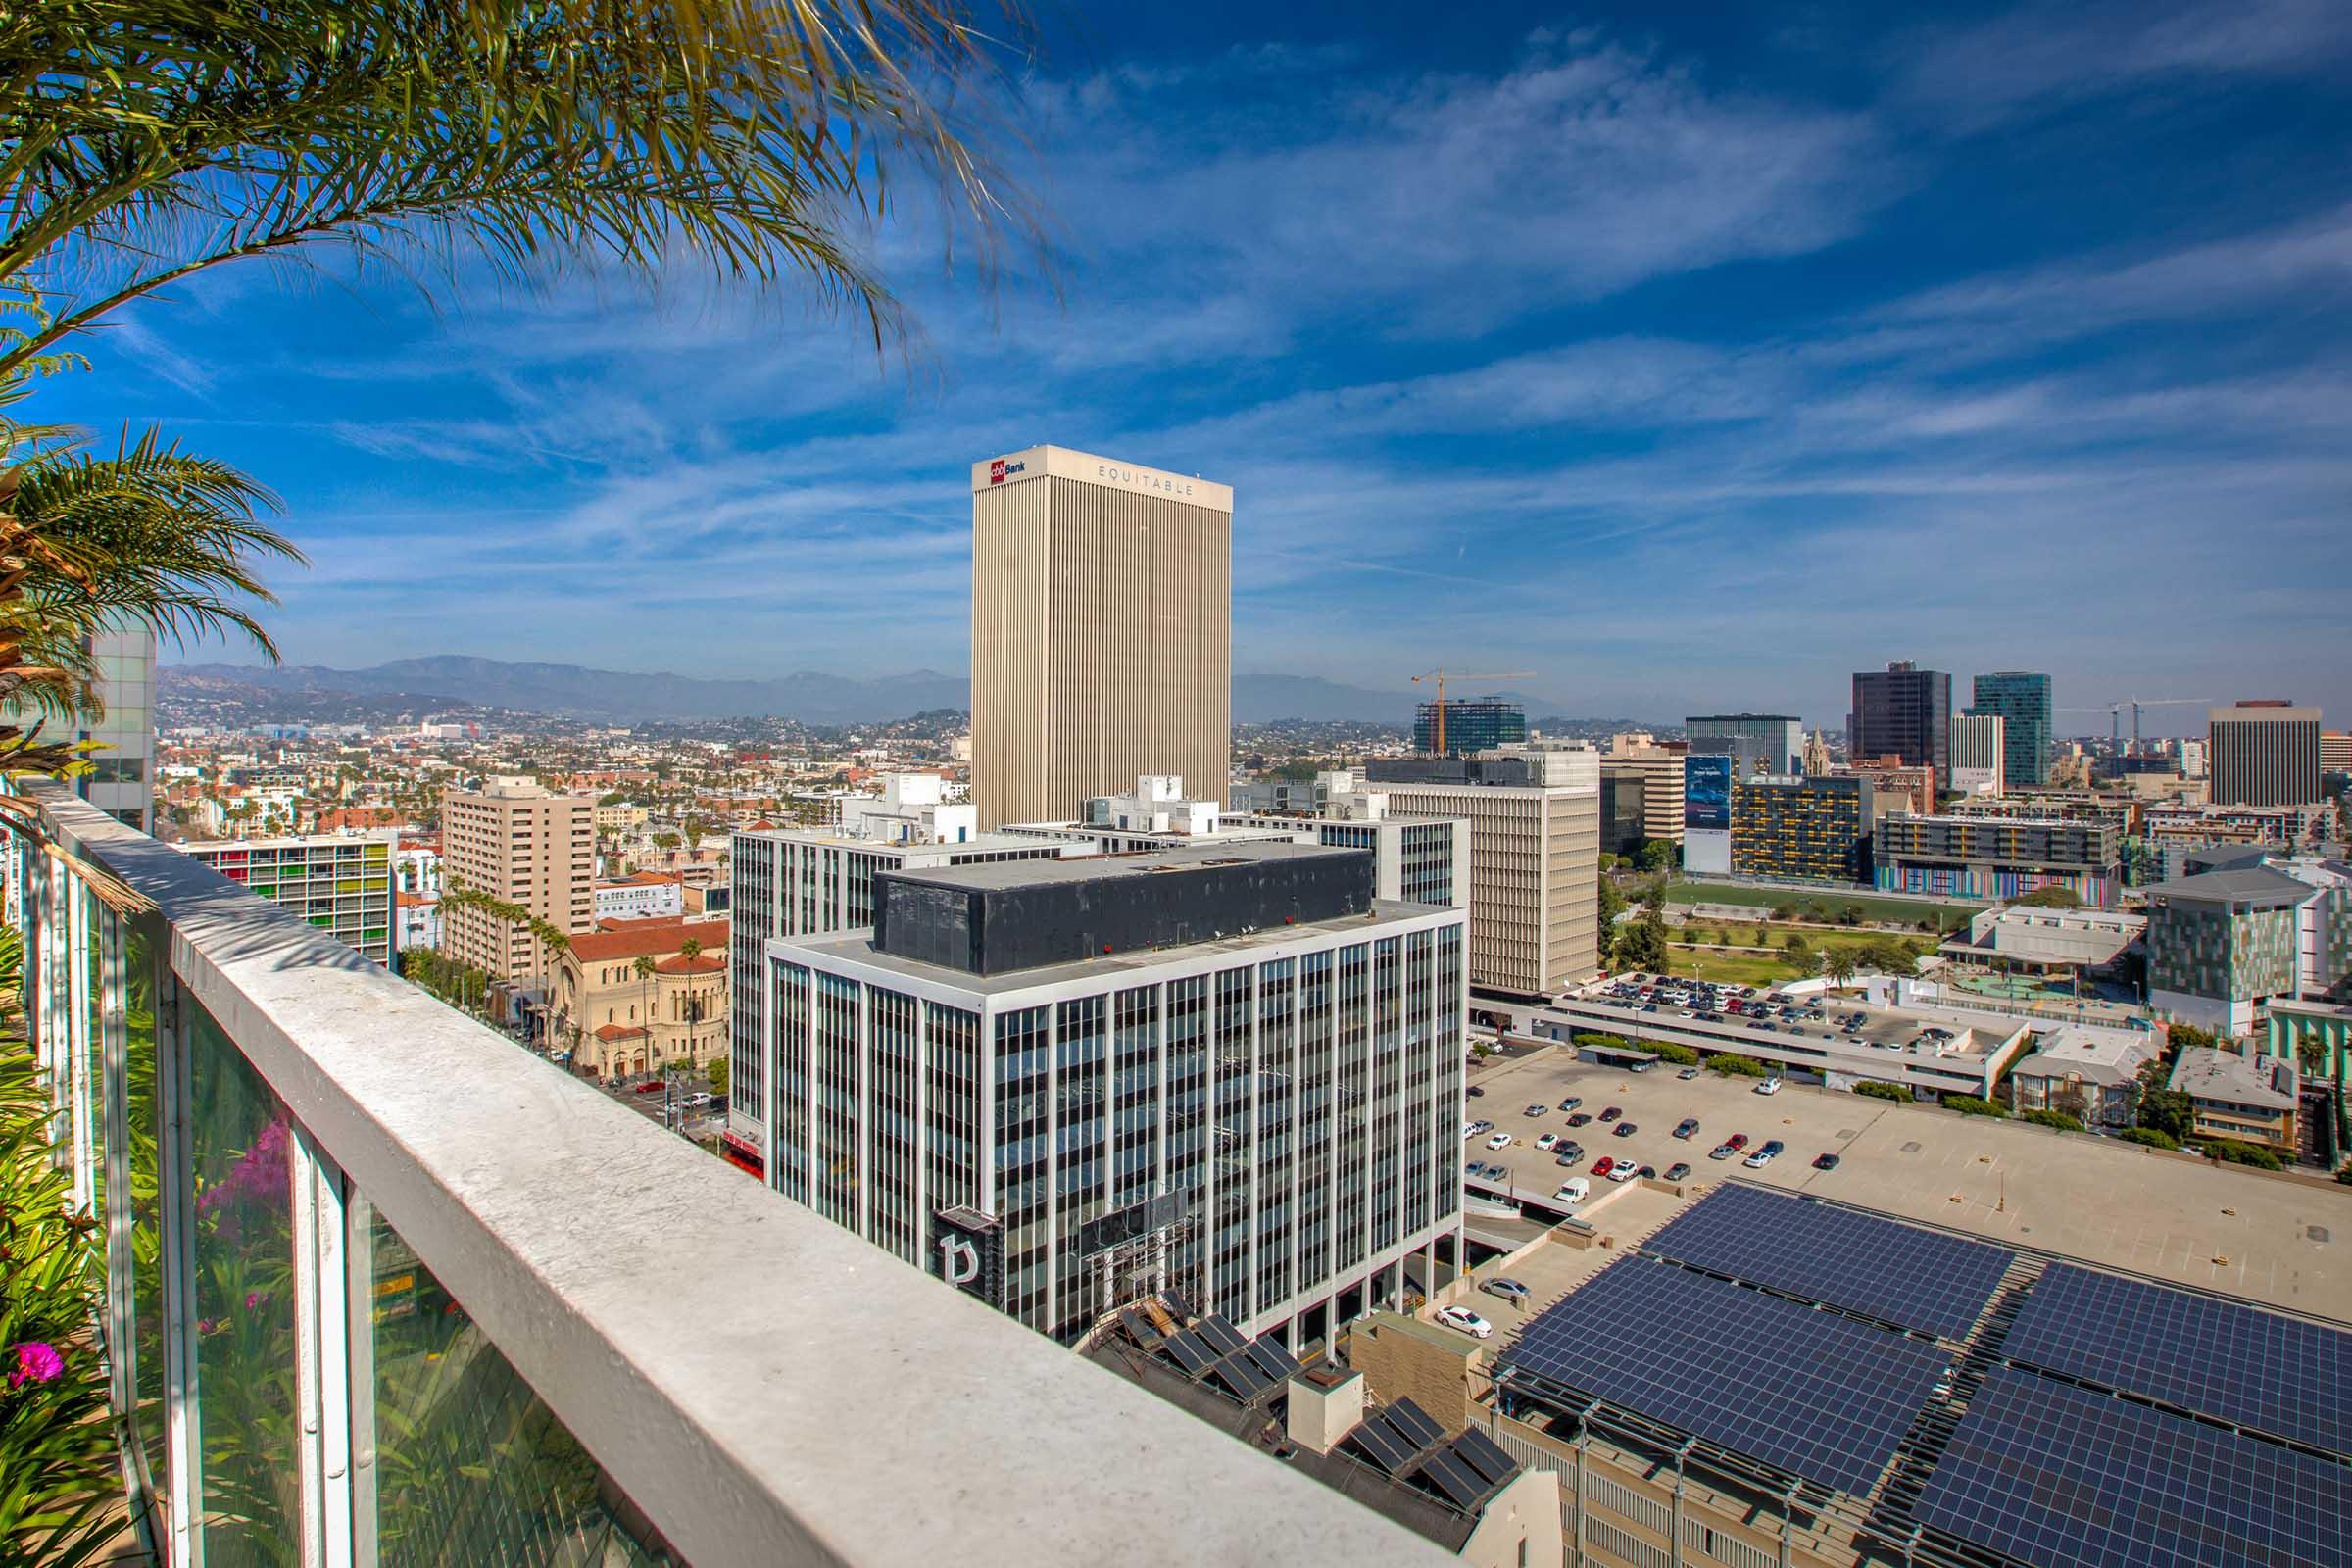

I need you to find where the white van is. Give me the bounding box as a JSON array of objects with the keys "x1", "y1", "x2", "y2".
[{"x1": 1554, "y1": 1177, "x2": 1592, "y2": 1204}]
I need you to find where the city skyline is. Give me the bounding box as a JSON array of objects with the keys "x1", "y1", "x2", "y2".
[{"x1": 58, "y1": 0, "x2": 2352, "y2": 721}]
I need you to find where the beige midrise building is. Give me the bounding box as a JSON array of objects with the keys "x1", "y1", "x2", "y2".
[
  {"x1": 969, "y1": 444, "x2": 1232, "y2": 829},
  {"x1": 1363, "y1": 746, "x2": 1601, "y2": 999},
  {"x1": 439, "y1": 775, "x2": 596, "y2": 982},
  {"x1": 553, "y1": 914, "x2": 731, "y2": 1081}
]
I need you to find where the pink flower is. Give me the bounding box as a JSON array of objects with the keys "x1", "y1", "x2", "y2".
[
  {"x1": 244, "y1": 1291, "x2": 265, "y2": 1311},
  {"x1": 8, "y1": 1342, "x2": 64, "y2": 1388}
]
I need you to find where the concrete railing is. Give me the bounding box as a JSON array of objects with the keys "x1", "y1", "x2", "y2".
[{"x1": 19, "y1": 784, "x2": 1446, "y2": 1567}]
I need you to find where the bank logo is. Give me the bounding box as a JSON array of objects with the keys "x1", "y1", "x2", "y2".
[{"x1": 989, "y1": 458, "x2": 1026, "y2": 484}]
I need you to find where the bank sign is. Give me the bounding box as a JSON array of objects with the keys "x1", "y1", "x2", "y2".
[
  {"x1": 1685, "y1": 755, "x2": 1733, "y2": 832},
  {"x1": 987, "y1": 457, "x2": 1026, "y2": 484}
]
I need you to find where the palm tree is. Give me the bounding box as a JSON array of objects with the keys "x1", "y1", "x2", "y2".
[
  {"x1": 1825, "y1": 951, "x2": 1859, "y2": 994},
  {"x1": 633, "y1": 955, "x2": 658, "y2": 1080},
  {"x1": 0, "y1": 1, "x2": 1042, "y2": 381}
]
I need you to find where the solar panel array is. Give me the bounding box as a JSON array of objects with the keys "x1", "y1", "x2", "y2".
[
  {"x1": 1640, "y1": 1184, "x2": 2014, "y2": 1340},
  {"x1": 1150, "y1": 1313, "x2": 1302, "y2": 1401},
  {"x1": 1344, "y1": 1397, "x2": 1522, "y2": 1514},
  {"x1": 1500, "y1": 1255, "x2": 1950, "y2": 1495},
  {"x1": 1914, "y1": 1367, "x2": 2351, "y2": 1568},
  {"x1": 2002, "y1": 1263, "x2": 2352, "y2": 1457}
]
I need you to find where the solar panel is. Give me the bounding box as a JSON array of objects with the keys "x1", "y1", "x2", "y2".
[
  {"x1": 1196, "y1": 1315, "x2": 1250, "y2": 1355},
  {"x1": 1452, "y1": 1428, "x2": 1519, "y2": 1487},
  {"x1": 1348, "y1": 1416, "x2": 1418, "y2": 1475},
  {"x1": 1385, "y1": 1396, "x2": 1446, "y2": 1450},
  {"x1": 1161, "y1": 1331, "x2": 1215, "y2": 1377},
  {"x1": 1244, "y1": 1336, "x2": 1298, "y2": 1383},
  {"x1": 1501, "y1": 1255, "x2": 1950, "y2": 1495},
  {"x1": 1415, "y1": 1449, "x2": 1488, "y2": 1510},
  {"x1": 1208, "y1": 1352, "x2": 1273, "y2": 1398},
  {"x1": 2003, "y1": 1263, "x2": 2352, "y2": 1457},
  {"x1": 1914, "y1": 1367, "x2": 2351, "y2": 1568},
  {"x1": 1640, "y1": 1184, "x2": 2013, "y2": 1340}
]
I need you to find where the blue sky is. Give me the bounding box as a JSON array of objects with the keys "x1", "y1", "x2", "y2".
[{"x1": 45, "y1": 0, "x2": 2352, "y2": 731}]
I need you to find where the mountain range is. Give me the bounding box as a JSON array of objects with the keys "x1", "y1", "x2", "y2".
[{"x1": 161, "y1": 655, "x2": 1474, "y2": 726}]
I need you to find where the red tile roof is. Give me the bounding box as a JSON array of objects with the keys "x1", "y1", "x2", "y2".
[
  {"x1": 566, "y1": 916, "x2": 729, "y2": 963},
  {"x1": 655, "y1": 955, "x2": 724, "y2": 975},
  {"x1": 593, "y1": 1023, "x2": 648, "y2": 1042}
]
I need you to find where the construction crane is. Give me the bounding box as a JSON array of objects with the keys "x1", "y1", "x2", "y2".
[
  {"x1": 1410, "y1": 668, "x2": 1535, "y2": 756},
  {"x1": 2056, "y1": 698, "x2": 2214, "y2": 748}
]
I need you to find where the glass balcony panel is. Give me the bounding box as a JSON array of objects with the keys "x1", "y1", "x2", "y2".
[
  {"x1": 127, "y1": 918, "x2": 169, "y2": 1503},
  {"x1": 189, "y1": 999, "x2": 300, "y2": 1562},
  {"x1": 355, "y1": 1191, "x2": 674, "y2": 1566}
]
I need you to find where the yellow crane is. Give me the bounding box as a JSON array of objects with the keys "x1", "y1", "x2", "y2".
[{"x1": 1411, "y1": 668, "x2": 1535, "y2": 756}]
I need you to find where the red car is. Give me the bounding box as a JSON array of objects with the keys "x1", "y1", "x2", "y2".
[
  {"x1": 1592, "y1": 1156, "x2": 1616, "y2": 1177},
  {"x1": 1724, "y1": 1132, "x2": 1749, "y2": 1151},
  {"x1": 632, "y1": 1081, "x2": 666, "y2": 1095}
]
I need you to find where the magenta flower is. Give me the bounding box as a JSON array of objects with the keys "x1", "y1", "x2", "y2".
[
  {"x1": 197, "y1": 1117, "x2": 292, "y2": 1242},
  {"x1": 9, "y1": 1342, "x2": 64, "y2": 1388},
  {"x1": 244, "y1": 1291, "x2": 267, "y2": 1312}
]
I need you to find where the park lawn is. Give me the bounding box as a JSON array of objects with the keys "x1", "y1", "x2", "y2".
[
  {"x1": 1661, "y1": 948, "x2": 1806, "y2": 985},
  {"x1": 1664, "y1": 880, "x2": 1982, "y2": 926}
]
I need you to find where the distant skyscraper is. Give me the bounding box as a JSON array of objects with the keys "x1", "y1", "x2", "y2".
[
  {"x1": 2207, "y1": 703, "x2": 2323, "y2": 808},
  {"x1": 1968, "y1": 671, "x2": 2051, "y2": 789},
  {"x1": 969, "y1": 446, "x2": 1231, "y2": 830},
  {"x1": 1851, "y1": 662, "x2": 1952, "y2": 787},
  {"x1": 1683, "y1": 714, "x2": 1801, "y2": 777},
  {"x1": 439, "y1": 776, "x2": 596, "y2": 984},
  {"x1": 1950, "y1": 711, "x2": 2006, "y2": 797},
  {"x1": 1413, "y1": 697, "x2": 1526, "y2": 756}
]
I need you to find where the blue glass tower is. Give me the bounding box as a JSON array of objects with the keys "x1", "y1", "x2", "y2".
[{"x1": 1970, "y1": 672, "x2": 2052, "y2": 788}]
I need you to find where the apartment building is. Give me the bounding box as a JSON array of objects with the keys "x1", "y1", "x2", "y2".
[
  {"x1": 1730, "y1": 774, "x2": 1893, "y2": 885},
  {"x1": 755, "y1": 843, "x2": 1469, "y2": 1348},
  {"x1": 1872, "y1": 812, "x2": 2123, "y2": 907},
  {"x1": 970, "y1": 445, "x2": 1231, "y2": 828},
  {"x1": 2168, "y1": 1046, "x2": 2300, "y2": 1155},
  {"x1": 180, "y1": 831, "x2": 398, "y2": 965},
  {"x1": 1362, "y1": 750, "x2": 1600, "y2": 1000},
  {"x1": 439, "y1": 775, "x2": 597, "y2": 983}
]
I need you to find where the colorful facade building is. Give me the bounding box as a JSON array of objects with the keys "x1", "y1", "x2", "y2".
[{"x1": 181, "y1": 831, "x2": 398, "y2": 965}]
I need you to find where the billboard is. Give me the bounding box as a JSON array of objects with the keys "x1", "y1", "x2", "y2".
[
  {"x1": 932, "y1": 1206, "x2": 1006, "y2": 1309},
  {"x1": 1685, "y1": 755, "x2": 1733, "y2": 832}
]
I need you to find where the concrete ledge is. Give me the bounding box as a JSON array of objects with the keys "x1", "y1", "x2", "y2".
[{"x1": 35, "y1": 786, "x2": 1447, "y2": 1567}]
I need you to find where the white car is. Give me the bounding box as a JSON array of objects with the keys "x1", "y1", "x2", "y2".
[
  {"x1": 1435, "y1": 1305, "x2": 1494, "y2": 1340},
  {"x1": 1485, "y1": 1132, "x2": 1514, "y2": 1151},
  {"x1": 1753, "y1": 1078, "x2": 1784, "y2": 1096},
  {"x1": 1607, "y1": 1161, "x2": 1642, "y2": 1182},
  {"x1": 1554, "y1": 1177, "x2": 1591, "y2": 1203},
  {"x1": 1535, "y1": 1132, "x2": 1558, "y2": 1151}
]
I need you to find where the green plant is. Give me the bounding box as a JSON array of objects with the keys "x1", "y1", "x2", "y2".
[
  {"x1": 2202, "y1": 1139, "x2": 2283, "y2": 1171},
  {"x1": 2120, "y1": 1127, "x2": 2180, "y2": 1151},
  {"x1": 2019, "y1": 1107, "x2": 2083, "y2": 1132},
  {"x1": 1647, "y1": 1042, "x2": 1699, "y2": 1066},
  {"x1": 1570, "y1": 1033, "x2": 1627, "y2": 1052},
  {"x1": 1705, "y1": 1054, "x2": 1770, "y2": 1078},
  {"x1": 1942, "y1": 1094, "x2": 2008, "y2": 1118},
  {"x1": 1853, "y1": 1080, "x2": 1913, "y2": 1102}
]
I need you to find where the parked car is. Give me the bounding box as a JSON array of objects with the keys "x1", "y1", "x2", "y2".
[
  {"x1": 1485, "y1": 1132, "x2": 1514, "y2": 1151},
  {"x1": 1673, "y1": 1117, "x2": 1700, "y2": 1140},
  {"x1": 1464, "y1": 1119, "x2": 1494, "y2": 1139},
  {"x1": 1523, "y1": 1102, "x2": 1549, "y2": 1118},
  {"x1": 1678, "y1": 1066, "x2": 1701, "y2": 1080},
  {"x1": 1725, "y1": 1133, "x2": 1750, "y2": 1151},
  {"x1": 1612, "y1": 1121, "x2": 1639, "y2": 1138},
  {"x1": 1535, "y1": 1132, "x2": 1558, "y2": 1152},
  {"x1": 1481, "y1": 1277, "x2": 1531, "y2": 1304},
  {"x1": 1708, "y1": 1143, "x2": 1740, "y2": 1160},
  {"x1": 1743, "y1": 1139, "x2": 1786, "y2": 1168},
  {"x1": 1607, "y1": 1161, "x2": 1641, "y2": 1182},
  {"x1": 1465, "y1": 1086, "x2": 1485, "y2": 1098},
  {"x1": 1435, "y1": 1305, "x2": 1494, "y2": 1340},
  {"x1": 1813, "y1": 1152, "x2": 1841, "y2": 1171},
  {"x1": 1553, "y1": 1141, "x2": 1584, "y2": 1164},
  {"x1": 1664, "y1": 1161, "x2": 1692, "y2": 1182},
  {"x1": 1754, "y1": 1077, "x2": 1784, "y2": 1096},
  {"x1": 1592, "y1": 1156, "x2": 1616, "y2": 1176},
  {"x1": 1557, "y1": 1096, "x2": 1584, "y2": 1112},
  {"x1": 1566, "y1": 1112, "x2": 1592, "y2": 1127},
  {"x1": 1598, "y1": 1106, "x2": 1623, "y2": 1123},
  {"x1": 1630, "y1": 1059, "x2": 1656, "y2": 1072},
  {"x1": 1554, "y1": 1177, "x2": 1592, "y2": 1204}
]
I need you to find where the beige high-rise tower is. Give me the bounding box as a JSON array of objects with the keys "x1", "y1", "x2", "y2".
[
  {"x1": 440, "y1": 775, "x2": 596, "y2": 983},
  {"x1": 970, "y1": 445, "x2": 1232, "y2": 829}
]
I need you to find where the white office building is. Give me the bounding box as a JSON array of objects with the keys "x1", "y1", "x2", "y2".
[
  {"x1": 753, "y1": 844, "x2": 1469, "y2": 1348},
  {"x1": 1951, "y1": 711, "x2": 2007, "y2": 797}
]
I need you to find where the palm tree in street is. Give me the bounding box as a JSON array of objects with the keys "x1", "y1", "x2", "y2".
[{"x1": 633, "y1": 956, "x2": 659, "y2": 1081}]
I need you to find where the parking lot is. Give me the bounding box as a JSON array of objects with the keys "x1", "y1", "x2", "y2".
[{"x1": 1462, "y1": 1050, "x2": 2348, "y2": 1318}]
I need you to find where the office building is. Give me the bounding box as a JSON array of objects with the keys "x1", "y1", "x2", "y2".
[
  {"x1": 2145, "y1": 865, "x2": 2315, "y2": 1034},
  {"x1": 1227, "y1": 777, "x2": 1470, "y2": 910},
  {"x1": 1596, "y1": 769, "x2": 1646, "y2": 858},
  {"x1": 1949, "y1": 711, "x2": 2006, "y2": 797},
  {"x1": 77, "y1": 622, "x2": 158, "y2": 831},
  {"x1": 1873, "y1": 812, "x2": 2123, "y2": 907},
  {"x1": 1362, "y1": 750, "x2": 1601, "y2": 1000},
  {"x1": 726, "y1": 823, "x2": 1082, "y2": 1168},
  {"x1": 1844, "y1": 757, "x2": 1936, "y2": 817},
  {"x1": 969, "y1": 445, "x2": 1231, "y2": 829},
  {"x1": 2168, "y1": 1046, "x2": 2300, "y2": 1156},
  {"x1": 1412, "y1": 697, "x2": 1525, "y2": 758},
  {"x1": 593, "y1": 872, "x2": 685, "y2": 922},
  {"x1": 181, "y1": 831, "x2": 398, "y2": 965},
  {"x1": 555, "y1": 913, "x2": 732, "y2": 1081},
  {"x1": 1730, "y1": 773, "x2": 1893, "y2": 885},
  {"x1": 1005, "y1": 775, "x2": 1296, "y2": 856},
  {"x1": 2324, "y1": 731, "x2": 2352, "y2": 777},
  {"x1": 2207, "y1": 702, "x2": 2323, "y2": 808},
  {"x1": 1968, "y1": 671, "x2": 2051, "y2": 788},
  {"x1": 1851, "y1": 662, "x2": 1952, "y2": 787},
  {"x1": 1597, "y1": 737, "x2": 1684, "y2": 852},
  {"x1": 1682, "y1": 713, "x2": 1800, "y2": 778},
  {"x1": 439, "y1": 776, "x2": 597, "y2": 983},
  {"x1": 755, "y1": 843, "x2": 1469, "y2": 1348}
]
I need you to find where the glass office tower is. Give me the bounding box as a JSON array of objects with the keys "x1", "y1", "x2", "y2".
[{"x1": 1970, "y1": 671, "x2": 2052, "y2": 789}]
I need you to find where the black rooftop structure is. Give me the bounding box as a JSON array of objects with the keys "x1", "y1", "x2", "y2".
[
  {"x1": 870, "y1": 842, "x2": 1375, "y2": 976},
  {"x1": 1364, "y1": 755, "x2": 1545, "y2": 787}
]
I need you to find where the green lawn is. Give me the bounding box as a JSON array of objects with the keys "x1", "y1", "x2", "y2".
[
  {"x1": 1664, "y1": 880, "x2": 1982, "y2": 927},
  {"x1": 1661, "y1": 949, "x2": 1805, "y2": 985}
]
